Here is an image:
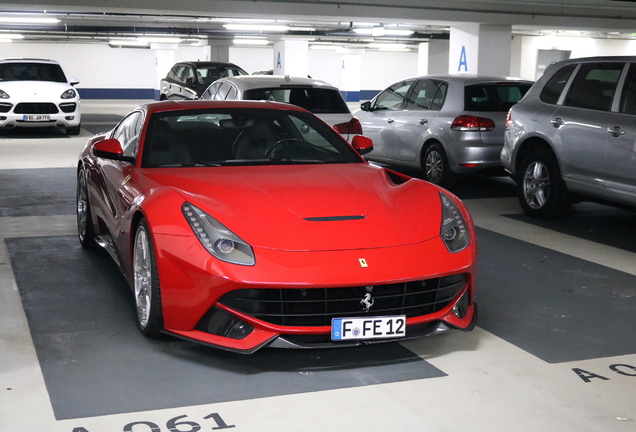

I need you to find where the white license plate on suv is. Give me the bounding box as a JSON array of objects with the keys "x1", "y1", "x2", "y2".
[
  {"x1": 23, "y1": 115, "x2": 50, "y2": 122},
  {"x1": 331, "y1": 315, "x2": 406, "y2": 341}
]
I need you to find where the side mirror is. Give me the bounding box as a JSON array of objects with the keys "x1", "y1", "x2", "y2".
[
  {"x1": 93, "y1": 138, "x2": 135, "y2": 163},
  {"x1": 360, "y1": 101, "x2": 372, "y2": 111},
  {"x1": 352, "y1": 135, "x2": 374, "y2": 155},
  {"x1": 69, "y1": 77, "x2": 80, "y2": 86},
  {"x1": 185, "y1": 77, "x2": 196, "y2": 87}
]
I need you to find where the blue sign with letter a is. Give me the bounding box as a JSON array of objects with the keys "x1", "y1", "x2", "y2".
[{"x1": 458, "y1": 46, "x2": 468, "y2": 72}]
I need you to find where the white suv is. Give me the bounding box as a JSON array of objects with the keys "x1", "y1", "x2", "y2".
[{"x1": 0, "y1": 58, "x2": 81, "y2": 135}]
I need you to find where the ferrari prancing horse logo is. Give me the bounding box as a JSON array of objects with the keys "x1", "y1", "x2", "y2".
[{"x1": 358, "y1": 258, "x2": 368, "y2": 268}]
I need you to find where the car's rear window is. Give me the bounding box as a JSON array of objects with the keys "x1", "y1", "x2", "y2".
[
  {"x1": 464, "y1": 83, "x2": 532, "y2": 112},
  {"x1": 195, "y1": 66, "x2": 248, "y2": 85},
  {"x1": 244, "y1": 87, "x2": 350, "y2": 114},
  {"x1": 0, "y1": 63, "x2": 67, "y2": 83}
]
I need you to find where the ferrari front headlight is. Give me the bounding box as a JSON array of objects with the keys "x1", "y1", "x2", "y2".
[
  {"x1": 439, "y1": 192, "x2": 470, "y2": 253},
  {"x1": 61, "y1": 89, "x2": 76, "y2": 99},
  {"x1": 182, "y1": 202, "x2": 255, "y2": 266}
]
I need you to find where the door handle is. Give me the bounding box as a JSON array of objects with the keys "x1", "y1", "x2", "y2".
[
  {"x1": 550, "y1": 117, "x2": 565, "y2": 128},
  {"x1": 387, "y1": 118, "x2": 394, "y2": 124},
  {"x1": 419, "y1": 119, "x2": 428, "y2": 125},
  {"x1": 607, "y1": 126, "x2": 625, "y2": 137}
]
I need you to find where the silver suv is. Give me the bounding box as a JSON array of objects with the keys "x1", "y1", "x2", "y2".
[{"x1": 502, "y1": 56, "x2": 636, "y2": 218}]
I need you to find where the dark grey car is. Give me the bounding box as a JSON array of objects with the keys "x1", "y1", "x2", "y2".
[
  {"x1": 502, "y1": 56, "x2": 636, "y2": 218},
  {"x1": 160, "y1": 61, "x2": 247, "y2": 100},
  {"x1": 354, "y1": 75, "x2": 533, "y2": 187}
]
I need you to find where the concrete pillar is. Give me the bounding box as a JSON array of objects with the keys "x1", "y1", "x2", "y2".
[
  {"x1": 209, "y1": 45, "x2": 230, "y2": 63},
  {"x1": 338, "y1": 53, "x2": 361, "y2": 102},
  {"x1": 417, "y1": 42, "x2": 429, "y2": 76},
  {"x1": 449, "y1": 24, "x2": 512, "y2": 75},
  {"x1": 273, "y1": 39, "x2": 309, "y2": 77},
  {"x1": 428, "y1": 39, "x2": 450, "y2": 75},
  {"x1": 155, "y1": 49, "x2": 175, "y2": 100}
]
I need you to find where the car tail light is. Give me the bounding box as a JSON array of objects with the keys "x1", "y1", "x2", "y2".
[
  {"x1": 505, "y1": 109, "x2": 512, "y2": 131},
  {"x1": 334, "y1": 117, "x2": 363, "y2": 135},
  {"x1": 451, "y1": 115, "x2": 495, "y2": 132}
]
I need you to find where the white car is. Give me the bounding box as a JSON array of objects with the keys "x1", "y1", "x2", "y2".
[
  {"x1": 200, "y1": 75, "x2": 362, "y2": 140},
  {"x1": 0, "y1": 58, "x2": 81, "y2": 135}
]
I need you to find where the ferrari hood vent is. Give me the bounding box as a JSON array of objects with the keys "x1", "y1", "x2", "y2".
[{"x1": 304, "y1": 215, "x2": 365, "y2": 222}]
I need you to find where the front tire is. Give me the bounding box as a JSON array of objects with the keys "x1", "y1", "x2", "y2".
[
  {"x1": 518, "y1": 149, "x2": 569, "y2": 219},
  {"x1": 76, "y1": 167, "x2": 96, "y2": 248},
  {"x1": 133, "y1": 220, "x2": 164, "y2": 338},
  {"x1": 422, "y1": 142, "x2": 456, "y2": 188}
]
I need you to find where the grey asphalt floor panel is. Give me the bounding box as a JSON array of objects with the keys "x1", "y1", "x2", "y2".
[
  {"x1": 476, "y1": 227, "x2": 636, "y2": 363},
  {"x1": 0, "y1": 167, "x2": 76, "y2": 217},
  {"x1": 6, "y1": 235, "x2": 445, "y2": 420}
]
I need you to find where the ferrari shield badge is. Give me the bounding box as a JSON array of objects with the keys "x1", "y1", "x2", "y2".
[{"x1": 358, "y1": 258, "x2": 368, "y2": 268}]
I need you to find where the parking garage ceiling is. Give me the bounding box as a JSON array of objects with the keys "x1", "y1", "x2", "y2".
[{"x1": 2, "y1": 0, "x2": 636, "y2": 49}]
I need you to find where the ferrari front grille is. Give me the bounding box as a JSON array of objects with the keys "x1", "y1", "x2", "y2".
[
  {"x1": 14, "y1": 103, "x2": 59, "y2": 114},
  {"x1": 220, "y1": 273, "x2": 468, "y2": 327}
]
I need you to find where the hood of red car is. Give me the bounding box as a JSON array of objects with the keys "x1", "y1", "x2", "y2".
[{"x1": 145, "y1": 164, "x2": 443, "y2": 251}]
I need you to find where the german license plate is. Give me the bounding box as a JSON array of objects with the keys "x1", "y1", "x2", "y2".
[
  {"x1": 23, "y1": 115, "x2": 50, "y2": 122},
  {"x1": 331, "y1": 315, "x2": 406, "y2": 341}
]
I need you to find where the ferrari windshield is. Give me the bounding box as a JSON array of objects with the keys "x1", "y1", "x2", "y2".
[{"x1": 141, "y1": 108, "x2": 364, "y2": 168}]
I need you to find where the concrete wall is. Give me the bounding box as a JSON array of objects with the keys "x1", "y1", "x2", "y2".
[{"x1": 3, "y1": 36, "x2": 636, "y2": 100}]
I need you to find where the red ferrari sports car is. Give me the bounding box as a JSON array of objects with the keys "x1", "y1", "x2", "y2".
[{"x1": 76, "y1": 100, "x2": 477, "y2": 353}]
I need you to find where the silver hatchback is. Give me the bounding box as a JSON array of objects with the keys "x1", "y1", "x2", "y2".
[
  {"x1": 502, "y1": 56, "x2": 636, "y2": 218},
  {"x1": 354, "y1": 75, "x2": 533, "y2": 187}
]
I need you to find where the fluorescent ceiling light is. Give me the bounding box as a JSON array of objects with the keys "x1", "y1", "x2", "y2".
[
  {"x1": 137, "y1": 37, "x2": 183, "y2": 44},
  {"x1": 224, "y1": 24, "x2": 289, "y2": 32},
  {"x1": 233, "y1": 38, "x2": 270, "y2": 45},
  {"x1": 109, "y1": 39, "x2": 149, "y2": 47},
  {"x1": 309, "y1": 44, "x2": 338, "y2": 50},
  {"x1": 353, "y1": 28, "x2": 414, "y2": 36},
  {"x1": 0, "y1": 34, "x2": 24, "y2": 39},
  {"x1": 0, "y1": 39, "x2": 14, "y2": 43},
  {"x1": 367, "y1": 43, "x2": 409, "y2": 51},
  {"x1": 0, "y1": 16, "x2": 60, "y2": 24}
]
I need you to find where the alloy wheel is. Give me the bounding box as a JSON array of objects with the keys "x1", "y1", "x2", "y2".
[
  {"x1": 133, "y1": 226, "x2": 152, "y2": 329},
  {"x1": 425, "y1": 150, "x2": 443, "y2": 184},
  {"x1": 523, "y1": 160, "x2": 550, "y2": 209}
]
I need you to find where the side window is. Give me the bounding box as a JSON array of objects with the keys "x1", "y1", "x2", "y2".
[
  {"x1": 166, "y1": 65, "x2": 179, "y2": 80},
  {"x1": 225, "y1": 85, "x2": 237, "y2": 100},
  {"x1": 564, "y1": 62, "x2": 623, "y2": 111},
  {"x1": 214, "y1": 82, "x2": 234, "y2": 100},
  {"x1": 174, "y1": 66, "x2": 188, "y2": 83},
  {"x1": 182, "y1": 66, "x2": 195, "y2": 84},
  {"x1": 113, "y1": 112, "x2": 143, "y2": 158},
  {"x1": 201, "y1": 83, "x2": 221, "y2": 100},
  {"x1": 619, "y1": 64, "x2": 636, "y2": 115},
  {"x1": 540, "y1": 64, "x2": 576, "y2": 105},
  {"x1": 373, "y1": 80, "x2": 414, "y2": 110},
  {"x1": 431, "y1": 82, "x2": 448, "y2": 110},
  {"x1": 405, "y1": 79, "x2": 445, "y2": 110}
]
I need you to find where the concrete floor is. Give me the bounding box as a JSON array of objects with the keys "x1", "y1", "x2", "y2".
[{"x1": 1, "y1": 101, "x2": 635, "y2": 432}]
